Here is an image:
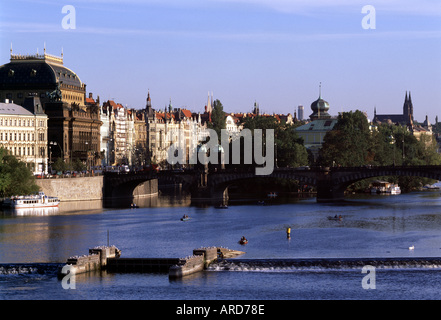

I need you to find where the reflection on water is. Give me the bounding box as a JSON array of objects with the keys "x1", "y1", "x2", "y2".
[
  {"x1": 0, "y1": 193, "x2": 192, "y2": 216},
  {"x1": 104, "y1": 192, "x2": 191, "y2": 210},
  {"x1": 14, "y1": 207, "x2": 60, "y2": 216}
]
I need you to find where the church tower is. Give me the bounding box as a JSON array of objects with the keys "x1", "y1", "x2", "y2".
[
  {"x1": 146, "y1": 90, "x2": 154, "y2": 119},
  {"x1": 403, "y1": 91, "x2": 414, "y2": 122}
]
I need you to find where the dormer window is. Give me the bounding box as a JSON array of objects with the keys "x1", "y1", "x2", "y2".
[{"x1": 8, "y1": 69, "x2": 14, "y2": 77}]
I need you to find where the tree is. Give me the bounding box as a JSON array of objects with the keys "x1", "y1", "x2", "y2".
[
  {"x1": 319, "y1": 110, "x2": 441, "y2": 192},
  {"x1": 243, "y1": 116, "x2": 308, "y2": 168},
  {"x1": 0, "y1": 148, "x2": 39, "y2": 197},
  {"x1": 52, "y1": 157, "x2": 68, "y2": 173},
  {"x1": 207, "y1": 99, "x2": 226, "y2": 142},
  {"x1": 319, "y1": 110, "x2": 373, "y2": 167}
]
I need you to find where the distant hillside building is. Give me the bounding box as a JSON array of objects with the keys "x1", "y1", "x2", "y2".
[
  {"x1": 298, "y1": 105, "x2": 304, "y2": 121},
  {"x1": 295, "y1": 92, "x2": 337, "y2": 161},
  {"x1": 373, "y1": 91, "x2": 414, "y2": 125}
]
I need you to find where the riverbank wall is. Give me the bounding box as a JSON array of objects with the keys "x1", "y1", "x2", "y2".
[
  {"x1": 36, "y1": 176, "x2": 103, "y2": 202},
  {"x1": 35, "y1": 176, "x2": 158, "y2": 202}
]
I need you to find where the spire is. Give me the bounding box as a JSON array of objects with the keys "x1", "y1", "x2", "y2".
[
  {"x1": 319, "y1": 82, "x2": 322, "y2": 98},
  {"x1": 408, "y1": 91, "x2": 412, "y2": 103},
  {"x1": 405, "y1": 91, "x2": 408, "y2": 102},
  {"x1": 10, "y1": 43, "x2": 12, "y2": 56},
  {"x1": 206, "y1": 92, "x2": 212, "y2": 114},
  {"x1": 146, "y1": 90, "x2": 152, "y2": 110}
]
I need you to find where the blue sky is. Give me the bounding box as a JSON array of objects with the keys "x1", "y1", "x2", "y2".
[{"x1": 1, "y1": 0, "x2": 441, "y2": 122}]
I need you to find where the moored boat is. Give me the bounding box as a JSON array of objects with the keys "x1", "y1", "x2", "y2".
[
  {"x1": 370, "y1": 181, "x2": 401, "y2": 195},
  {"x1": 5, "y1": 192, "x2": 59, "y2": 209}
]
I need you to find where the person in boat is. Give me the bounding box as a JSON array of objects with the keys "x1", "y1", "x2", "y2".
[{"x1": 241, "y1": 236, "x2": 247, "y2": 242}]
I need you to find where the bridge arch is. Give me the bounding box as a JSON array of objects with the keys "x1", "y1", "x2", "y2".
[
  {"x1": 320, "y1": 166, "x2": 441, "y2": 202},
  {"x1": 207, "y1": 169, "x2": 317, "y2": 201},
  {"x1": 103, "y1": 172, "x2": 159, "y2": 206},
  {"x1": 333, "y1": 166, "x2": 441, "y2": 188}
]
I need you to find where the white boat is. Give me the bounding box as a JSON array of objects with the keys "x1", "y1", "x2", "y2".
[
  {"x1": 370, "y1": 181, "x2": 401, "y2": 195},
  {"x1": 5, "y1": 191, "x2": 60, "y2": 209}
]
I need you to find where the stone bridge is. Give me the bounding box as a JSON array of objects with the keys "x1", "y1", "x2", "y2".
[
  {"x1": 318, "y1": 165, "x2": 441, "y2": 202},
  {"x1": 103, "y1": 171, "x2": 158, "y2": 203},
  {"x1": 104, "y1": 165, "x2": 441, "y2": 203}
]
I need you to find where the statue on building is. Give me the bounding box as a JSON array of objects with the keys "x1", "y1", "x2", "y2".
[{"x1": 46, "y1": 82, "x2": 62, "y2": 102}]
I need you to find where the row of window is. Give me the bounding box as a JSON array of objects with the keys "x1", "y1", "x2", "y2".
[
  {"x1": 0, "y1": 118, "x2": 45, "y2": 127},
  {"x1": 0, "y1": 132, "x2": 41, "y2": 142},
  {"x1": 2, "y1": 145, "x2": 42, "y2": 157},
  {"x1": 63, "y1": 93, "x2": 83, "y2": 102},
  {"x1": 3, "y1": 91, "x2": 83, "y2": 102}
]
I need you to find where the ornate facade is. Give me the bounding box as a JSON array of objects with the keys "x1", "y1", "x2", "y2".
[
  {"x1": 0, "y1": 97, "x2": 48, "y2": 174},
  {"x1": 0, "y1": 49, "x2": 101, "y2": 167},
  {"x1": 145, "y1": 92, "x2": 209, "y2": 168}
]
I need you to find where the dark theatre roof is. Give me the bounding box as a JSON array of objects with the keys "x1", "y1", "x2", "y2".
[{"x1": 0, "y1": 53, "x2": 82, "y2": 90}]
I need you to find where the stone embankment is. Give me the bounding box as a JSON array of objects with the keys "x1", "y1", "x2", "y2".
[{"x1": 35, "y1": 176, "x2": 158, "y2": 202}]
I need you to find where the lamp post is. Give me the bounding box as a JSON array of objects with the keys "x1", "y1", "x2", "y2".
[
  {"x1": 85, "y1": 141, "x2": 91, "y2": 172},
  {"x1": 402, "y1": 136, "x2": 405, "y2": 162},
  {"x1": 389, "y1": 135, "x2": 395, "y2": 166}
]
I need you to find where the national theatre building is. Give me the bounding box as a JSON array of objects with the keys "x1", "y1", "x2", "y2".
[{"x1": 0, "y1": 48, "x2": 101, "y2": 167}]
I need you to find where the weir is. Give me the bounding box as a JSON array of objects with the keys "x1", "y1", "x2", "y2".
[
  {"x1": 57, "y1": 245, "x2": 121, "y2": 278},
  {"x1": 207, "y1": 257, "x2": 441, "y2": 272},
  {"x1": 58, "y1": 246, "x2": 245, "y2": 279}
]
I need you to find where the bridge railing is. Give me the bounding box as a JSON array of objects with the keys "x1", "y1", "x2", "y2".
[{"x1": 329, "y1": 165, "x2": 441, "y2": 172}]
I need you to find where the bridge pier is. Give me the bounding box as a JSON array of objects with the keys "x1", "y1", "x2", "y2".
[
  {"x1": 316, "y1": 181, "x2": 345, "y2": 202},
  {"x1": 315, "y1": 172, "x2": 345, "y2": 203},
  {"x1": 191, "y1": 187, "x2": 229, "y2": 205}
]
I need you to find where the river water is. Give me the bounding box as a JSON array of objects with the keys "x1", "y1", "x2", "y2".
[{"x1": 2, "y1": 189, "x2": 441, "y2": 301}]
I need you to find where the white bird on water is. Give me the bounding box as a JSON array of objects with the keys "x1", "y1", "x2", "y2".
[{"x1": 409, "y1": 245, "x2": 415, "y2": 250}]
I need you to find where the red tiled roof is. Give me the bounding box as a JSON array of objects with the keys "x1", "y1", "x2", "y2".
[{"x1": 181, "y1": 109, "x2": 192, "y2": 118}]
